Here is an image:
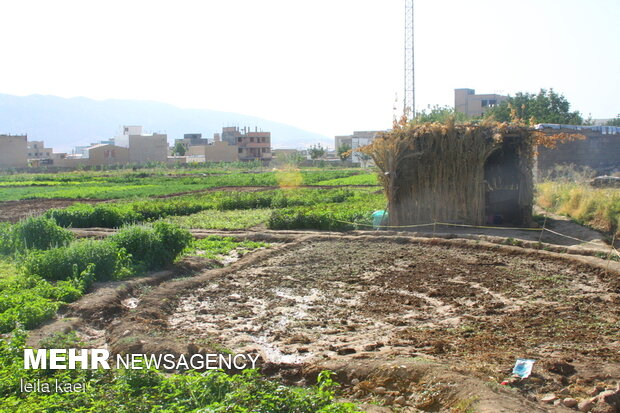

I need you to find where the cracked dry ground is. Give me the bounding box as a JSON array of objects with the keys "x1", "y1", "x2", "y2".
[{"x1": 169, "y1": 238, "x2": 620, "y2": 382}]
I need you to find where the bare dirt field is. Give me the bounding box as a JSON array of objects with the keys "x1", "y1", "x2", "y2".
[
  {"x1": 0, "y1": 198, "x2": 104, "y2": 222},
  {"x1": 34, "y1": 234, "x2": 620, "y2": 412}
]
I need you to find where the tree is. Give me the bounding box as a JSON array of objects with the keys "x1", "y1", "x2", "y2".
[
  {"x1": 337, "y1": 144, "x2": 351, "y2": 161},
  {"x1": 606, "y1": 115, "x2": 620, "y2": 126},
  {"x1": 484, "y1": 88, "x2": 583, "y2": 125},
  {"x1": 414, "y1": 105, "x2": 469, "y2": 123},
  {"x1": 173, "y1": 142, "x2": 186, "y2": 156},
  {"x1": 308, "y1": 144, "x2": 326, "y2": 160}
]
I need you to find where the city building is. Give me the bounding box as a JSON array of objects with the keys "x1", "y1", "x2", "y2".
[
  {"x1": 27, "y1": 140, "x2": 53, "y2": 159},
  {"x1": 221, "y1": 127, "x2": 272, "y2": 162},
  {"x1": 115, "y1": 126, "x2": 168, "y2": 163},
  {"x1": 0, "y1": 134, "x2": 28, "y2": 169},
  {"x1": 187, "y1": 133, "x2": 237, "y2": 162},
  {"x1": 84, "y1": 144, "x2": 130, "y2": 165},
  {"x1": 334, "y1": 131, "x2": 382, "y2": 165},
  {"x1": 454, "y1": 88, "x2": 508, "y2": 118},
  {"x1": 174, "y1": 133, "x2": 210, "y2": 153}
]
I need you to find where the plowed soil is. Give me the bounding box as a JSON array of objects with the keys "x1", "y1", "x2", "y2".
[
  {"x1": 34, "y1": 235, "x2": 620, "y2": 412},
  {"x1": 168, "y1": 238, "x2": 620, "y2": 376}
]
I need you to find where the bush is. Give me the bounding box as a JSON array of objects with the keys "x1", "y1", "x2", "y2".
[
  {"x1": 268, "y1": 197, "x2": 381, "y2": 231},
  {"x1": 152, "y1": 222, "x2": 193, "y2": 265},
  {"x1": 22, "y1": 240, "x2": 132, "y2": 281},
  {"x1": 45, "y1": 204, "x2": 141, "y2": 228},
  {"x1": 109, "y1": 222, "x2": 193, "y2": 270},
  {"x1": 9, "y1": 217, "x2": 74, "y2": 252}
]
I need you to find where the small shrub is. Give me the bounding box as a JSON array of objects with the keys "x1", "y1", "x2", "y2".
[
  {"x1": 10, "y1": 217, "x2": 75, "y2": 252},
  {"x1": 22, "y1": 240, "x2": 132, "y2": 281},
  {"x1": 46, "y1": 204, "x2": 140, "y2": 228},
  {"x1": 109, "y1": 223, "x2": 193, "y2": 270},
  {"x1": 152, "y1": 221, "x2": 193, "y2": 265}
]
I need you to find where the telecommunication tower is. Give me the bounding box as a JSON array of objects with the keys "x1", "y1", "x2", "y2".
[{"x1": 404, "y1": 0, "x2": 415, "y2": 116}]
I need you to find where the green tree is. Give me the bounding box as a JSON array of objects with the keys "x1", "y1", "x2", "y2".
[
  {"x1": 484, "y1": 88, "x2": 583, "y2": 125},
  {"x1": 414, "y1": 105, "x2": 469, "y2": 123},
  {"x1": 308, "y1": 144, "x2": 326, "y2": 160},
  {"x1": 337, "y1": 144, "x2": 351, "y2": 161},
  {"x1": 606, "y1": 115, "x2": 620, "y2": 126},
  {"x1": 173, "y1": 142, "x2": 186, "y2": 156}
]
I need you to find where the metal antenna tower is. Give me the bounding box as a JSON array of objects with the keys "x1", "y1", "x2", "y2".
[{"x1": 404, "y1": 0, "x2": 415, "y2": 117}]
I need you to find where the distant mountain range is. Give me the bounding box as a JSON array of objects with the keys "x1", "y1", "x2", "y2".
[{"x1": 0, "y1": 94, "x2": 332, "y2": 152}]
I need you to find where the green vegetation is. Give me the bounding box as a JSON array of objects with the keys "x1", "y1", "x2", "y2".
[
  {"x1": 537, "y1": 182, "x2": 620, "y2": 236},
  {"x1": 313, "y1": 174, "x2": 378, "y2": 186},
  {"x1": 268, "y1": 193, "x2": 386, "y2": 231},
  {"x1": 0, "y1": 217, "x2": 194, "y2": 333},
  {"x1": 109, "y1": 222, "x2": 194, "y2": 271},
  {"x1": 0, "y1": 170, "x2": 366, "y2": 202},
  {"x1": 189, "y1": 236, "x2": 268, "y2": 259},
  {"x1": 413, "y1": 104, "x2": 469, "y2": 123},
  {"x1": 0, "y1": 217, "x2": 74, "y2": 253},
  {"x1": 484, "y1": 88, "x2": 584, "y2": 125},
  {"x1": 44, "y1": 188, "x2": 376, "y2": 229},
  {"x1": 23, "y1": 239, "x2": 132, "y2": 282},
  {"x1": 166, "y1": 209, "x2": 272, "y2": 230}
]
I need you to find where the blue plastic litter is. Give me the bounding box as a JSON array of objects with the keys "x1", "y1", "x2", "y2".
[
  {"x1": 371, "y1": 210, "x2": 388, "y2": 229},
  {"x1": 512, "y1": 359, "x2": 536, "y2": 378}
]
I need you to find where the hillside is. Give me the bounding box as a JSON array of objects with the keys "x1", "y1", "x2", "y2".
[{"x1": 0, "y1": 94, "x2": 331, "y2": 152}]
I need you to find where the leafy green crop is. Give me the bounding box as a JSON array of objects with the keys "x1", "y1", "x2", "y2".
[
  {"x1": 189, "y1": 236, "x2": 268, "y2": 259},
  {"x1": 268, "y1": 193, "x2": 386, "y2": 231}
]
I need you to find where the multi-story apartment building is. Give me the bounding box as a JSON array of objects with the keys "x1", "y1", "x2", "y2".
[
  {"x1": 220, "y1": 127, "x2": 272, "y2": 162},
  {"x1": 454, "y1": 88, "x2": 508, "y2": 118},
  {"x1": 0, "y1": 134, "x2": 28, "y2": 168},
  {"x1": 27, "y1": 140, "x2": 54, "y2": 159}
]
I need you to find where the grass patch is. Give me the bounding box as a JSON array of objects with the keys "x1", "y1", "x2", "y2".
[
  {"x1": 188, "y1": 236, "x2": 269, "y2": 259},
  {"x1": 537, "y1": 181, "x2": 620, "y2": 237}
]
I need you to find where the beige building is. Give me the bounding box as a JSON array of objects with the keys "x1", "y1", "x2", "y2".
[
  {"x1": 174, "y1": 133, "x2": 209, "y2": 153},
  {"x1": 188, "y1": 137, "x2": 238, "y2": 162},
  {"x1": 115, "y1": 126, "x2": 168, "y2": 163},
  {"x1": 221, "y1": 127, "x2": 272, "y2": 162},
  {"x1": 85, "y1": 144, "x2": 129, "y2": 166},
  {"x1": 454, "y1": 88, "x2": 508, "y2": 118},
  {"x1": 0, "y1": 135, "x2": 28, "y2": 168},
  {"x1": 27, "y1": 140, "x2": 53, "y2": 159}
]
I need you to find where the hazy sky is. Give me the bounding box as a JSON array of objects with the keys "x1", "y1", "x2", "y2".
[{"x1": 1, "y1": 0, "x2": 618, "y2": 138}]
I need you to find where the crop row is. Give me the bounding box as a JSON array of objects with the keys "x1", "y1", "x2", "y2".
[
  {"x1": 0, "y1": 170, "x2": 372, "y2": 201},
  {"x1": 267, "y1": 193, "x2": 386, "y2": 231},
  {"x1": 44, "y1": 188, "x2": 366, "y2": 228}
]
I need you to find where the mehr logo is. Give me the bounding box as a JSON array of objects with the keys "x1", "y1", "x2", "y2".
[{"x1": 24, "y1": 349, "x2": 260, "y2": 371}]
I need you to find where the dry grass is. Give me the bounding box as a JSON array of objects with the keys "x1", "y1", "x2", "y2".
[{"x1": 362, "y1": 118, "x2": 536, "y2": 226}]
